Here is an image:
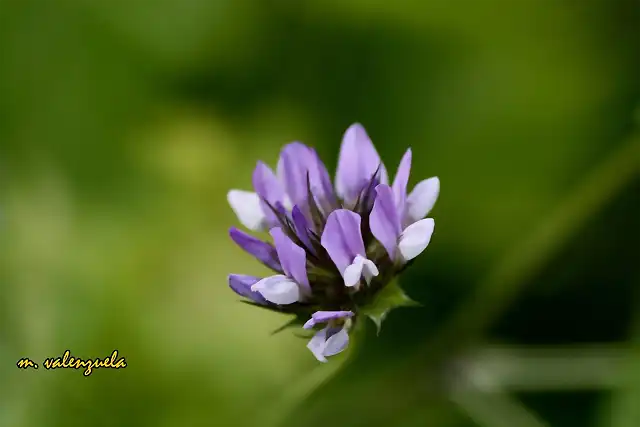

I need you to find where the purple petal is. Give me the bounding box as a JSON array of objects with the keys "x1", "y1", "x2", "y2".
[
  {"x1": 270, "y1": 227, "x2": 310, "y2": 293},
  {"x1": 277, "y1": 142, "x2": 313, "y2": 209},
  {"x1": 335, "y1": 123, "x2": 388, "y2": 204},
  {"x1": 291, "y1": 205, "x2": 315, "y2": 254},
  {"x1": 392, "y1": 148, "x2": 412, "y2": 220},
  {"x1": 323, "y1": 327, "x2": 350, "y2": 357},
  {"x1": 250, "y1": 274, "x2": 300, "y2": 304},
  {"x1": 277, "y1": 143, "x2": 337, "y2": 216},
  {"x1": 321, "y1": 209, "x2": 366, "y2": 274},
  {"x1": 370, "y1": 184, "x2": 402, "y2": 260},
  {"x1": 398, "y1": 218, "x2": 435, "y2": 261},
  {"x1": 307, "y1": 328, "x2": 329, "y2": 362},
  {"x1": 252, "y1": 161, "x2": 287, "y2": 226},
  {"x1": 405, "y1": 177, "x2": 440, "y2": 226},
  {"x1": 303, "y1": 311, "x2": 354, "y2": 329},
  {"x1": 308, "y1": 147, "x2": 338, "y2": 212},
  {"x1": 229, "y1": 227, "x2": 283, "y2": 273},
  {"x1": 228, "y1": 274, "x2": 268, "y2": 305}
]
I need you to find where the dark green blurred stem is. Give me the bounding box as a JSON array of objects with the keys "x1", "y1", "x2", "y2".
[{"x1": 278, "y1": 132, "x2": 640, "y2": 426}]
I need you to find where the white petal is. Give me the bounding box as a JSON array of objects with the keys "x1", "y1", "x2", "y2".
[
  {"x1": 398, "y1": 218, "x2": 435, "y2": 262},
  {"x1": 406, "y1": 177, "x2": 439, "y2": 224},
  {"x1": 251, "y1": 275, "x2": 300, "y2": 304},
  {"x1": 362, "y1": 258, "x2": 379, "y2": 284},
  {"x1": 323, "y1": 328, "x2": 350, "y2": 357},
  {"x1": 307, "y1": 328, "x2": 329, "y2": 362},
  {"x1": 227, "y1": 190, "x2": 266, "y2": 231},
  {"x1": 343, "y1": 256, "x2": 365, "y2": 287}
]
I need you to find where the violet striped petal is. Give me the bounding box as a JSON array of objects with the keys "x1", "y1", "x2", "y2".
[
  {"x1": 392, "y1": 148, "x2": 412, "y2": 220},
  {"x1": 229, "y1": 227, "x2": 282, "y2": 273},
  {"x1": 308, "y1": 147, "x2": 338, "y2": 212},
  {"x1": 335, "y1": 123, "x2": 388, "y2": 205},
  {"x1": 228, "y1": 274, "x2": 268, "y2": 305},
  {"x1": 277, "y1": 142, "x2": 337, "y2": 217},
  {"x1": 277, "y1": 142, "x2": 314, "y2": 209},
  {"x1": 252, "y1": 161, "x2": 288, "y2": 227},
  {"x1": 303, "y1": 311, "x2": 354, "y2": 329},
  {"x1": 321, "y1": 209, "x2": 366, "y2": 274},
  {"x1": 370, "y1": 184, "x2": 402, "y2": 260},
  {"x1": 270, "y1": 227, "x2": 310, "y2": 293}
]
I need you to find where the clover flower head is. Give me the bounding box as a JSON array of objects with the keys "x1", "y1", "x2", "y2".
[{"x1": 227, "y1": 123, "x2": 439, "y2": 362}]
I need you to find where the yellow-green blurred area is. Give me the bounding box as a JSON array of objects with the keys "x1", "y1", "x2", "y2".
[{"x1": 0, "y1": 0, "x2": 638, "y2": 426}]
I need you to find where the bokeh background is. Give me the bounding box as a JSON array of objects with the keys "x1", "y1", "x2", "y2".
[{"x1": 1, "y1": 0, "x2": 638, "y2": 426}]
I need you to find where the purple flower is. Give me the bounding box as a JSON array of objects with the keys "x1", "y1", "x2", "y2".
[
  {"x1": 370, "y1": 148, "x2": 438, "y2": 262},
  {"x1": 321, "y1": 209, "x2": 379, "y2": 287},
  {"x1": 304, "y1": 311, "x2": 354, "y2": 362},
  {"x1": 226, "y1": 123, "x2": 439, "y2": 362}
]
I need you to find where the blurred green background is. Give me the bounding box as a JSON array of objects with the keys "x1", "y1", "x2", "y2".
[{"x1": 0, "y1": 0, "x2": 638, "y2": 426}]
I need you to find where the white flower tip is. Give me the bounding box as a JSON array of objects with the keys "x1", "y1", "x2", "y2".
[
  {"x1": 398, "y1": 218, "x2": 435, "y2": 262},
  {"x1": 343, "y1": 255, "x2": 379, "y2": 286},
  {"x1": 362, "y1": 258, "x2": 379, "y2": 284},
  {"x1": 343, "y1": 255, "x2": 365, "y2": 287},
  {"x1": 406, "y1": 177, "x2": 440, "y2": 222},
  {"x1": 251, "y1": 275, "x2": 300, "y2": 305},
  {"x1": 343, "y1": 263, "x2": 363, "y2": 287},
  {"x1": 227, "y1": 189, "x2": 266, "y2": 231}
]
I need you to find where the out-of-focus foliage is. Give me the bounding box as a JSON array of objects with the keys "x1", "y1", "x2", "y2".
[{"x1": 0, "y1": 0, "x2": 637, "y2": 426}]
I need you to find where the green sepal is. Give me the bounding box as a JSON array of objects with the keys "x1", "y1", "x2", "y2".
[{"x1": 359, "y1": 280, "x2": 420, "y2": 334}]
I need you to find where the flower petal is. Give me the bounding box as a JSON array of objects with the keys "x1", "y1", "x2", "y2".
[
  {"x1": 392, "y1": 148, "x2": 412, "y2": 219},
  {"x1": 228, "y1": 274, "x2": 268, "y2": 305},
  {"x1": 343, "y1": 255, "x2": 379, "y2": 286},
  {"x1": 369, "y1": 184, "x2": 402, "y2": 260},
  {"x1": 335, "y1": 123, "x2": 388, "y2": 204},
  {"x1": 321, "y1": 209, "x2": 366, "y2": 274},
  {"x1": 270, "y1": 227, "x2": 310, "y2": 293},
  {"x1": 227, "y1": 190, "x2": 266, "y2": 231},
  {"x1": 307, "y1": 328, "x2": 329, "y2": 362},
  {"x1": 308, "y1": 147, "x2": 338, "y2": 213},
  {"x1": 343, "y1": 257, "x2": 365, "y2": 287},
  {"x1": 251, "y1": 274, "x2": 300, "y2": 304},
  {"x1": 362, "y1": 257, "x2": 379, "y2": 284},
  {"x1": 323, "y1": 327, "x2": 350, "y2": 357},
  {"x1": 229, "y1": 227, "x2": 282, "y2": 272},
  {"x1": 277, "y1": 142, "x2": 338, "y2": 216},
  {"x1": 252, "y1": 161, "x2": 287, "y2": 227},
  {"x1": 405, "y1": 177, "x2": 439, "y2": 225},
  {"x1": 398, "y1": 218, "x2": 435, "y2": 261},
  {"x1": 277, "y1": 142, "x2": 314, "y2": 209},
  {"x1": 303, "y1": 311, "x2": 354, "y2": 329}
]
